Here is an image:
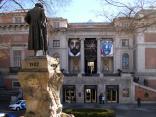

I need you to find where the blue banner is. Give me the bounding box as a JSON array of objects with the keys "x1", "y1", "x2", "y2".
[{"x1": 100, "y1": 40, "x2": 113, "y2": 56}]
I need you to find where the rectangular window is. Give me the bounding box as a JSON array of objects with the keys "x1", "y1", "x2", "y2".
[
  {"x1": 14, "y1": 17, "x2": 22, "y2": 23},
  {"x1": 13, "y1": 50, "x2": 21, "y2": 67},
  {"x1": 122, "y1": 53, "x2": 129, "y2": 69},
  {"x1": 53, "y1": 40, "x2": 60, "y2": 47},
  {"x1": 122, "y1": 39, "x2": 129, "y2": 47},
  {"x1": 53, "y1": 22, "x2": 59, "y2": 28}
]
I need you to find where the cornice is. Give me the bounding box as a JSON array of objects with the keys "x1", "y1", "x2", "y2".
[{"x1": 0, "y1": 23, "x2": 29, "y2": 33}]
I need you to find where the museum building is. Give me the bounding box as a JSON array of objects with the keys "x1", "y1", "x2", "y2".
[{"x1": 0, "y1": 9, "x2": 156, "y2": 103}]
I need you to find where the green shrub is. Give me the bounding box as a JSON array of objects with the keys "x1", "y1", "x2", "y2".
[{"x1": 63, "y1": 108, "x2": 116, "y2": 117}]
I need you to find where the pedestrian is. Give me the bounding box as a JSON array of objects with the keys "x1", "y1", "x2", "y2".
[
  {"x1": 137, "y1": 97, "x2": 141, "y2": 107},
  {"x1": 102, "y1": 95, "x2": 105, "y2": 104},
  {"x1": 99, "y1": 94, "x2": 102, "y2": 104}
]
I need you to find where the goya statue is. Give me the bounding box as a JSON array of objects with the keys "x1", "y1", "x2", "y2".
[{"x1": 25, "y1": 3, "x2": 47, "y2": 56}]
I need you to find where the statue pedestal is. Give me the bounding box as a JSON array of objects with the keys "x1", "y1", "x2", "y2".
[
  {"x1": 18, "y1": 56, "x2": 50, "y2": 117},
  {"x1": 18, "y1": 56, "x2": 73, "y2": 117}
]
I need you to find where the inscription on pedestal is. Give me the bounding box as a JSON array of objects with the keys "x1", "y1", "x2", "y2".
[
  {"x1": 29, "y1": 62, "x2": 39, "y2": 67},
  {"x1": 22, "y1": 57, "x2": 47, "y2": 70}
]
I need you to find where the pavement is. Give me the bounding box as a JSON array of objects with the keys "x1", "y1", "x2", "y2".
[
  {"x1": 63, "y1": 103, "x2": 156, "y2": 109},
  {"x1": 1, "y1": 102, "x2": 156, "y2": 117},
  {"x1": 63, "y1": 103, "x2": 156, "y2": 117}
]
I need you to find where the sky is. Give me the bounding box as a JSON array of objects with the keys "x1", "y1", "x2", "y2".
[
  {"x1": 0, "y1": 0, "x2": 104, "y2": 23},
  {"x1": 53, "y1": 0, "x2": 156, "y2": 23},
  {"x1": 1, "y1": 0, "x2": 154, "y2": 23},
  {"x1": 54, "y1": 0, "x2": 105, "y2": 23}
]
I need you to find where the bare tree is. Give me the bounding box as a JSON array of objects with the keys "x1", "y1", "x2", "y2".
[
  {"x1": 97, "y1": 0, "x2": 156, "y2": 32},
  {"x1": 0, "y1": 0, "x2": 71, "y2": 14}
]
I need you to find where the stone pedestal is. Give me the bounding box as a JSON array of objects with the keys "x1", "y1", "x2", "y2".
[{"x1": 18, "y1": 56, "x2": 73, "y2": 117}]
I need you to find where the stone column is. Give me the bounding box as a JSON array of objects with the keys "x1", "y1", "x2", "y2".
[
  {"x1": 76, "y1": 84, "x2": 84, "y2": 103},
  {"x1": 80, "y1": 38, "x2": 85, "y2": 75},
  {"x1": 97, "y1": 38, "x2": 103, "y2": 77}
]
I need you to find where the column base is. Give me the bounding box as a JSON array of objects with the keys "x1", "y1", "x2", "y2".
[
  {"x1": 99, "y1": 73, "x2": 103, "y2": 78},
  {"x1": 78, "y1": 73, "x2": 84, "y2": 78}
]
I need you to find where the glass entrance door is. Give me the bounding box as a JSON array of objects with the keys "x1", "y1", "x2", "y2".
[
  {"x1": 84, "y1": 85, "x2": 97, "y2": 103},
  {"x1": 106, "y1": 85, "x2": 119, "y2": 103},
  {"x1": 107, "y1": 88, "x2": 117, "y2": 102},
  {"x1": 87, "y1": 61, "x2": 95, "y2": 74},
  {"x1": 63, "y1": 85, "x2": 76, "y2": 103}
]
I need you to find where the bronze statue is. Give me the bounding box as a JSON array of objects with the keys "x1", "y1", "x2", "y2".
[{"x1": 25, "y1": 3, "x2": 47, "y2": 56}]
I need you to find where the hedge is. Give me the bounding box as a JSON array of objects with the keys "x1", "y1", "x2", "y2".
[{"x1": 63, "y1": 108, "x2": 116, "y2": 117}]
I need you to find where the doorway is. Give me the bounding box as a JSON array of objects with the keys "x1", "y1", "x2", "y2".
[
  {"x1": 63, "y1": 85, "x2": 76, "y2": 103},
  {"x1": 85, "y1": 60, "x2": 97, "y2": 74},
  {"x1": 106, "y1": 85, "x2": 119, "y2": 103},
  {"x1": 84, "y1": 38, "x2": 97, "y2": 75},
  {"x1": 84, "y1": 85, "x2": 97, "y2": 103}
]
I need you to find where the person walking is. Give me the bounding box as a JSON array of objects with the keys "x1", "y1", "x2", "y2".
[
  {"x1": 102, "y1": 95, "x2": 105, "y2": 104},
  {"x1": 99, "y1": 94, "x2": 102, "y2": 104},
  {"x1": 137, "y1": 97, "x2": 141, "y2": 107}
]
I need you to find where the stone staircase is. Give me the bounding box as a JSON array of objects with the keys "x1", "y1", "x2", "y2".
[
  {"x1": 134, "y1": 82, "x2": 156, "y2": 102},
  {"x1": 134, "y1": 82, "x2": 156, "y2": 93}
]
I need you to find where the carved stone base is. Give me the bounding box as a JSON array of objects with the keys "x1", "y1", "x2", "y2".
[{"x1": 18, "y1": 56, "x2": 73, "y2": 117}]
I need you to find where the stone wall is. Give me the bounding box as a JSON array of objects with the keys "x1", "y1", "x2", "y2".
[{"x1": 135, "y1": 85, "x2": 156, "y2": 101}]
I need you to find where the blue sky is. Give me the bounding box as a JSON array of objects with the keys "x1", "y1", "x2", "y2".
[
  {"x1": 0, "y1": 0, "x2": 104, "y2": 23},
  {"x1": 54, "y1": 0, "x2": 105, "y2": 23},
  {"x1": 53, "y1": 0, "x2": 156, "y2": 23},
  {"x1": 1, "y1": 0, "x2": 154, "y2": 23},
  {"x1": 0, "y1": 0, "x2": 155, "y2": 23}
]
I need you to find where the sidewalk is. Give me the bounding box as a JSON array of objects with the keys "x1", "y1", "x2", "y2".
[{"x1": 63, "y1": 103, "x2": 156, "y2": 110}]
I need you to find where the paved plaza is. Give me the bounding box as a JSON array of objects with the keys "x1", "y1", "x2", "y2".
[
  {"x1": 63, "y1": 103, "x2": 156, "y2": 117},
  {"x1": 0, "y1": 102, "x2": 156, "y2": 117}
]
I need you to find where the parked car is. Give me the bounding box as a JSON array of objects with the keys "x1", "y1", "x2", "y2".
[
  {"x1": 0, "y1": 113, "x2": 5, "y2": 117},
  {"x1": 9, "y1": 100, "x2": 26, "y2": 111},
  {"x1": 0, "y1": 112, "x2": 16, "y2": 117}
]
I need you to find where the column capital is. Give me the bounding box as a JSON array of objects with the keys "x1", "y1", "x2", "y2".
[
  {"x1": 80, "y1": 38, "x2": 85, "y2": 41},
  {"x1": 96, "y1": 38, "x2": 102, "y2": 40}
]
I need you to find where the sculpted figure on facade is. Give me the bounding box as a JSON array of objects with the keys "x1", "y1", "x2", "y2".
[{"x1": 25, "y1": 3, "x2": 47, "y2": 56}]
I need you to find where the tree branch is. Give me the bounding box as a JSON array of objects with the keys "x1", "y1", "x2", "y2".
[
  {"x1": 0, "y1": 0, "x2": 7, "y2": 9},
  {"x1": 12, "y1": 0, "x2": 25, "y2": 11}
]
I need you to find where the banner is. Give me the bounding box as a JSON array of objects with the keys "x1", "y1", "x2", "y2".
[
  {"x1": 100, "y1": 40, "x2": 113, "y2": 57},
  {"x1": 68, "y1": 39, "x2": 80, "y2": 56}
]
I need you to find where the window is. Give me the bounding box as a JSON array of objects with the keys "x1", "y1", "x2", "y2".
[
  {"x1": 14, "y1": 17, "x2": 22, "y2": 23},
  {"x1": 122, "y1": 23, "x2": 129, "y2": 28},
  {"x1": 13, "y1": 50, "x2": 21, "y2": 67},
  {"x1": 53, "y1": 40, "x2": 60, "y2": 47},
  {"x1": 53, "y1": 22, "x2": 59, "y2": 28},
  {"x1": 122, "y1": 53, "x2": 129, "y2": 69},
  {"x1": 122, "y1": 39, "x2": 129, "y2": 47}
]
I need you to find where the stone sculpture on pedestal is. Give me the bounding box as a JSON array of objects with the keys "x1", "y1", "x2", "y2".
[
  {"x1": 18, "y1": 56, "x2": 73, "y2": 117},
  {"x1": 18, "y1": 2, "x2": 74, "y2": 117},
  {"x1": 25, "y1": 3, "x2": 47, "y2": 56}
]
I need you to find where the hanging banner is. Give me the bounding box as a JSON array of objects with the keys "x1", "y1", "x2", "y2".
[
  {"x1": 68, "y1": 39, "x2": 80, "y2": 56},
  {"x1": 100, "y1": 40, "x2": 113, "y2": 57}
]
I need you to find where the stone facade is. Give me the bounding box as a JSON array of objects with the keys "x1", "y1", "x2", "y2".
[{"x1": 0, "y1": 9, "x2": 156, "y2": 103}]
